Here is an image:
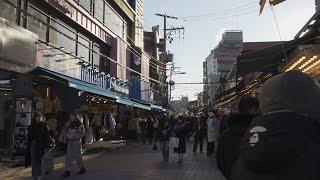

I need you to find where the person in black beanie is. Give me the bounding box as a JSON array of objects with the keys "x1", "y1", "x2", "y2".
[{"x1": 231, "y1": 71, "x2": 320, "y2": 180}]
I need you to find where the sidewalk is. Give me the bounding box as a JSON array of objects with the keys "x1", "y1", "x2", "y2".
[{"x1": 0, "y1": 140, "x2": 126, "y2": 180}]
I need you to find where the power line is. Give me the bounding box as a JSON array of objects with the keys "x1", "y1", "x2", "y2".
[{"x1": 179, "y1": 0, "x2": 258, "y2": 19}]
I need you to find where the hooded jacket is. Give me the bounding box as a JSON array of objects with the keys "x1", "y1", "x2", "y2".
[
  {"x1": 217, "y1": 113, "x2": 255, "y2": 179},
  {"x1": 231, "y1": 111, "x2": 320, "y2": 180}
]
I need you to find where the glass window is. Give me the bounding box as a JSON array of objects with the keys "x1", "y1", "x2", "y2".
[
  {"x1": 79, "y1": 0, "x2": 92, "y2": 13},
  {"x1": 0, "y1": 0, "x2": 17, "y2": 23},
  {"x1": 92, "y1": 43, "x2": 100, "y2": 69},
  {"x1": 94, "y1": 0, "x2": 104, "y2": 23},
  {"x1": 27, "y1": 6, "x2": 48, "y2": 42},
  {"x1": 104, "y1": 3, "x2": 124, "y2": 38},
  {"x1": 50, "y1": 20, "x2": 76, "y2": 54},
  {"x1": 77, "y1": 35, "x2": 90, "y2": 62}
]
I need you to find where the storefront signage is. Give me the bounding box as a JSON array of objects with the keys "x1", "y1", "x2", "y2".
[
  {"x1": 45, "y1": 0, "x2": 74, "y2": 14},
  {"x1": 110, "y1": 77, "x2": 129, "y2": 95},
  {"x1": 0, "y1": 80, "x2": 11, "y2": 84},
  {"x1": 80, "y1": 65, "x2": 129, "y2": 97}
]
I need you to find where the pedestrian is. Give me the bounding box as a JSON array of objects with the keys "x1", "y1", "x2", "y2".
[
  {"x1": 193, "y1": 116, "x2": 206, "y2": 153},
  {"x1": 25, "y1": 112, "x2": 51, "y2": 180},
  {"x1": 146, "y1": 116, "x2": 154, "y2": 144},
  {"x1": 157, "y1": 115, "x2": 172, "y2": 161},
  {"x1": 139, "y1": 115, "x2": 147, "y2": 144},
  {"x1": 206, "y1": 111, "x2": 220, "y2": 156},
  {"x1": 216, "y1": 96, "x2": 259, "y2": 179},
  {"x1": 63, "y1": 114, "x2": 86, "y2": 177},
  {"x1": 231, "y1": 71, "x2": 320, "y2": 180},
  {"x1": 173, "y1": 116, "x2": 187, "y2": 163}
]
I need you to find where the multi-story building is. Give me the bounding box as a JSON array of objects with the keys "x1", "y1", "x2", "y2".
[
  {"x1": 204, "y1": 30, "x2": 243, "y2": 104},
  {"x1": 0, "y1": 0, "x2": 164, "y2": 154}
]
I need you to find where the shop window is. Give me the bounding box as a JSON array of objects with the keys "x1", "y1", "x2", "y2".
[
  {"x1": 77, "y1": 35, "x2": 90, "y2": 62},
  {"x1": 0, "y1": 0, "x2": 18, "y2": 24},
  {"x1": 27, "y1": 6, "x2": 49, "y2": 42},
  {"x1": 94, "y1": 0, "x2": 104, "y2": 23},
  {"x1": 50, "y1": 20, "x2": 76, "y2": 54},
  {"x1": 79, "y1": 0, "x2": 92, "y2": 14}
]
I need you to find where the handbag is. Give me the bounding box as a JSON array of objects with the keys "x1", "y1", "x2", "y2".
[
  {"x1": 42, "y1": 152, "x2": 54, "y2": 176},
  {"x1": 170, "y1": 137, "x2": 179, "y2": 148},
  {"x1": 153, "y1": 143, "x2": 158, "y2": 151}
]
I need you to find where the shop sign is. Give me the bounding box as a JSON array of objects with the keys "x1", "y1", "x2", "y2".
[
  {"x1": 45, "y1": 0, "x2": 74, "y2": 14},
  {"x1": 110, "y1": 77, "x2": 129, "y2": 95},
  {"x1": 0, "y1": 80, "x2": 11, "y2": 84},
  {"x1": 80, "y1": 65, "x2": 129, "y2": 96}
]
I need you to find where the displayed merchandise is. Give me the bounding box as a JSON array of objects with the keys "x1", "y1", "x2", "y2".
[
  {"x1": 15, "y1": 113, "x2": 32, "y2": 127},
  {"x1": 13, "y1": 140, "x2": 27, "y2": 154},
  {"x1": 13, "y1": 98, "x2": 32, "y2": 155},
  {"x1": 52, "y1": 96, "x2": 62, "y2": 113},
  {"x1": 43, "y1": 97, "x2": 53, "y2": 114},
  {"x1": 15, "y1": 99, "x2": 32, "y2": 113},
  {"x1": 15, "y1": 127, "x2": 28, "y2": 140},
  {"x1": 34, "y1": 97, "x2": 44, "y2": 112}
]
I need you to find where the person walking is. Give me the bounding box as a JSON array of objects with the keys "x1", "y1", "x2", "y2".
[
  {"x1": 63, "y1": 114, "x2": 86, "y2": 177},
  {"x1": 206, "y1": 111, "x2": 220, "y2": 156},
  {"x1": 146, "y1": 116, "x2": 154, "y2": 144},
  {"x1": 139, "y1": 116, "x2": 147, "y2": 144},
  {"x1": 25, "y1": 112, "x2": 51, "y2": 180},
  {"x1": 216, "y1": 96, "x2": 260, "y2": 179},
  {"x1": 231, "y1": 71, "x2": 320, "y2": 180},
  {"x1": 157, "y1": 116, "x2": 172, "y2": 161},
  {"x1": 173, "y1": 116, "x2": 187, "y2": 163},
  {"x1": 193, "y1": 116, "x2": 206, "y2": 153}
]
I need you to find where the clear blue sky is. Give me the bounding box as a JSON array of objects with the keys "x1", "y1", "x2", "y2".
[{"x1": 144, "y1": 0, "x2": 315, "y2": 101}]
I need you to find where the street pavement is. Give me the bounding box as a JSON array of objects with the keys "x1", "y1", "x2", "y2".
[{"x1": 47, "y1": 142, "x2": 226, "y2": 180}]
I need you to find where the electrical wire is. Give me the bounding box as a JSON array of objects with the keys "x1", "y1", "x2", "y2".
[
  {"x1": 270, "y1": 5, "x2": 288, "y2": 61},
  {"x1": 179, "y1": 0, "x2": 259, "y2": 19}
]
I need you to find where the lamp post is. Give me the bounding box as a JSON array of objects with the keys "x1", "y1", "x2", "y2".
[{"x1": 168, "y1": 66, "x2": 186, "y2": 105}]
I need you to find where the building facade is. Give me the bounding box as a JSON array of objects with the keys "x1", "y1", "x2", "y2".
[
  {"x1": 0, "y1": 0, "x2": 165, "y2": 154},
  {"x1": 204, "y1": 30, "x2": 243, "y2": 104}
]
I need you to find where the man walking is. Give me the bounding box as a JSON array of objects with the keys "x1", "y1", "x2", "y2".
[
  {"x1": 193, "y1": 116, "x2": 206, "y2": 153},
  {"x1": 217, "y1": 96, "x2": 259, "y2": 179},
  {"x1": 157, "y1": 115, "x2": 172, "y2": 162}
]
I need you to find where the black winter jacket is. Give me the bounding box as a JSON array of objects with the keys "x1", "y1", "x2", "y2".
[
  {"x1": 231, "y1": 111, "x2": 320, "y2": 180},
  {"x1": 216, "y1": 113, "x2": 255, "y2": 179}
]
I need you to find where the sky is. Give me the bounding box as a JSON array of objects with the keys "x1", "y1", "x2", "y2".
[{"x1": 143, "y1": 0, "x2": 316, "y2": 101}]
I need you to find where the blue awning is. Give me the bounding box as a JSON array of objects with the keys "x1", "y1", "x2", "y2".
[
  {"x1": 150, "y1": 104, "x2": 163, "y2": 110},
  {"x1": 38, "y1": 68, "x2": 119, "y2": 99},
  {"x1": 117, "y1": 98, "x2": 151, "y2": 110}
]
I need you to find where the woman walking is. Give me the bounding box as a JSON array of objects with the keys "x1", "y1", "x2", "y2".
[
  {"x1": 173, "y1": 116, "x2": 187, "y2": 164},
  {"x1": 63, "y1": 114, "x2": 86, "y2": 177},
  {"x1": 25, "y1": 112, "x2": 51, "y2": 180}
]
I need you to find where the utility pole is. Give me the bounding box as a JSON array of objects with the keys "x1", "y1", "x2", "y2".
[{"x1": 155, "y1": 13, "x2": 185, "y2": 107}]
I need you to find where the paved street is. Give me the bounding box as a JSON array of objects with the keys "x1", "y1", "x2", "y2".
[{"x1": 47, "y1": 142, "x2": 226, "y2": 180}]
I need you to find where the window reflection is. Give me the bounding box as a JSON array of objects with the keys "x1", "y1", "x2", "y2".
[
  {"x1": 27, "y1": 6, "x2": 48, "y2": 42},
  {"x1": 0, "y1": 0, "x2": 17, "y2": 24}
]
